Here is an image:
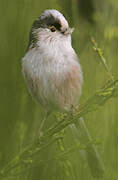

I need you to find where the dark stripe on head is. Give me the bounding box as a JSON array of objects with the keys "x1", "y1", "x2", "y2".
[
  {"x1": 31, "y1": 14, "x2": 62, "y2": 31},
  {"x1": 41, "y1": 14, "x2": 62, "y2": 30}
]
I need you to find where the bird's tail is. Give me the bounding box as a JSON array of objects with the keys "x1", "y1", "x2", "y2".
[{"x1": 70, "y1": 117, "x2": 104, "y2": 178}]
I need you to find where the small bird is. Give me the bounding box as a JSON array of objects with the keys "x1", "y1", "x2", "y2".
[
  {"x1": 22, "y1": 9, "x2": 104, "y2": 177},
  {"x1": 22, "y1": 9, "x2": 83, "y2": 112}
]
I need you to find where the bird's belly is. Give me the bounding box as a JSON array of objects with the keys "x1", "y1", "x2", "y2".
[{"x1": 22, "y1": 53, "x2": 83, "y2": 112}]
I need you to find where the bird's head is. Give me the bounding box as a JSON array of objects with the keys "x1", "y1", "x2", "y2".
[{"x1": 28, "y1": 9, "x2": 74, "y2": 49}]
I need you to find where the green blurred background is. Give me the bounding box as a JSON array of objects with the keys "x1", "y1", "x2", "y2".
[{"x1": 0, "y1": 0, "x2": 118, "y2": 179}]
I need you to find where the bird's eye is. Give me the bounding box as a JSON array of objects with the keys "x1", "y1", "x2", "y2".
[{"x1": 49, "y1": 25, "x2": 56, "y2": 32}]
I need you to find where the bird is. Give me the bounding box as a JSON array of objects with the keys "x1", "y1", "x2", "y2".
[
  {"x1": 22, "y1": 9, "x2": 104, "y2": 177},
  {"x1": 22, "y1": 9, "x2": 82, "y2": 113}
]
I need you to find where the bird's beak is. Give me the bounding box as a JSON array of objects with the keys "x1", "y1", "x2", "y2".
[{"x1": 64, "y1": 27, "x2": 74, "y2": 35}]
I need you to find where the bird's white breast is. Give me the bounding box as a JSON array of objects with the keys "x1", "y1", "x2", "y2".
[{"x1": 22, "y1": 40, "x2": 83, "y2": 112}]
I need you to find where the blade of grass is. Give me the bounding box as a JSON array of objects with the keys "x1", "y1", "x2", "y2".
[{"x1": 91, "y1": 37, "x2": 114, "y2": 80}]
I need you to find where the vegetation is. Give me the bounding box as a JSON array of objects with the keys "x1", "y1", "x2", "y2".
[{"x1": 0, "y1": 0, "x2": 118, "y2": 179}]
